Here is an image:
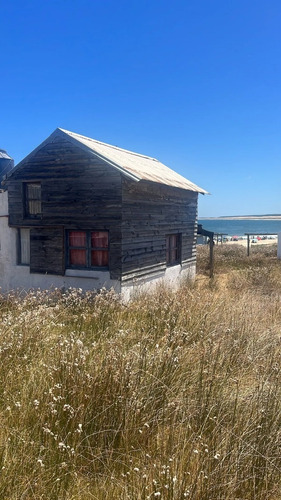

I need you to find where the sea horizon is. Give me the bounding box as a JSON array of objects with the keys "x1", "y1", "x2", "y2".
[
  {"x1": 198, "y1": 218, "x2": 281, "y2": 236},
  {"x1": 199, "y1": 214, "x2": 281, "y2": 220}
]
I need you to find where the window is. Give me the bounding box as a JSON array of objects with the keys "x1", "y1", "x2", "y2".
[
  {"x1": 166, "y1": 234, "x2": 181, "y2": 266},
  {"x1": 67, "y1": 230, "x2": 109, "y2": 268},
  {"x1": 25, "y1": 182, "x2": 41, "y2": 217},
  {"x1": 18, "y1": 228, "x2": 30, "y2": 265}
]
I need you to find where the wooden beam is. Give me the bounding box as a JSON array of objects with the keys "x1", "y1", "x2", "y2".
[{"x1": 209, "y1": 236, "x2": 214, "y2": 278}]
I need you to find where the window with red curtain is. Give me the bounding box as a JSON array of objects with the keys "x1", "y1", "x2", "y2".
[
  {"x1": 91, "y1": 231, "x2": 109, "y2": 267},
  {"x1": 68, "y1": 230, "x2": 109, "y2": 268},
  {"x1": 166, "y1": 234, "x2": 181, "y2": 266}
]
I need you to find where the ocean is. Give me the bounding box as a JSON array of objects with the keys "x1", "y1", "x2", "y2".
[{"x1": 198, "y1": 219, "x2": 281, "y2": 237}]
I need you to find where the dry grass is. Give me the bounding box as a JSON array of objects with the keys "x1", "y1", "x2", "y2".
[{"x1": 0, "y1": 246, "x2": 281, "y2": 499}]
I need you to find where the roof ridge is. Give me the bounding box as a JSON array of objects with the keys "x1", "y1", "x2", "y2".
[{"x1": 59, "y1": 128, "x2": 159, "y2": 162}]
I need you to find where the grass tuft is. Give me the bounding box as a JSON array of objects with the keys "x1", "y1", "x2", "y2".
[{"x1": 0, "y1": 247, "x2": 281, "y2": 499}]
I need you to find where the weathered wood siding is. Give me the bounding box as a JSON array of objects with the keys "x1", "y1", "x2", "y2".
[
  {"x1": 30, "y1": 227, "x2": 64, "y2": 275},
  {"x1": 7, "y1": 138, "x2": 122, "y2": 279},
  {"x1": 121, "y1": 179, "x2": 198, "y2": 284},
  {"x1": 6, "y1": 136, "x2": 199, "y2": 287}
]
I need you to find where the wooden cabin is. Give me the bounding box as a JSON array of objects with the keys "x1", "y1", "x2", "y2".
[{"x1": 2, "y1": 128, "x2": 207, "y2": 298}]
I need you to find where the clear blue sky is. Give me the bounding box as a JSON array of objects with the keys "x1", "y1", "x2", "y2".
[{"x1": 2, "y1": 0, "x2": 281, "y2": 217}]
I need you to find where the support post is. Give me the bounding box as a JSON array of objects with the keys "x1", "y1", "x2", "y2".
[
  {"x1": 247, "y1": 235, "x2": 250, "y2": 257},
  {"x1": 209, "y1": 236, "x2": 214, "y2": 278},
  {"x1": 278, "y1": 233, "x2": 281, "y2": 259}
]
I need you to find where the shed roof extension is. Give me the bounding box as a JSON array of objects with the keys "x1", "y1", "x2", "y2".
[{"x1": 8, "y1": 128, "x2": 208, "y2": 194}]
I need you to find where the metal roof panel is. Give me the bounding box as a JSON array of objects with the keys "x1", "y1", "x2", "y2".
[{"x1": 59, "y1": 129, "x2": 208, "y2": 194}]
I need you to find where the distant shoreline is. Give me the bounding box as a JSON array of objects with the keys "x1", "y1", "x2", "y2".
[{"x1": 199, "y1": 216, "x2": 281, "y2": 220}]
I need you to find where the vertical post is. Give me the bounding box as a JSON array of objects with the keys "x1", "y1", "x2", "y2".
[
  {"x1": 278, "y1": 233, "x2": 281, "y2": 259},
  {"x1": 247, "y1": 234, "x2": 250, "y2": 256},
  {"x1": 209, "y1": 236, "x2": 214, "y2": 278}
]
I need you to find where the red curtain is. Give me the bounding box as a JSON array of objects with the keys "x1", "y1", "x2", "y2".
[
  {"x1": 91, "y1": 231, "x2": 108, "y2": 248},
  {"x1": 70, "y1": 249, "x2": 86, "y2": 265},
  {"x1": 69, "y1": 231, "x2": 87, "y2": 265},
  {"x1": 91, "y1": 250, "x2": 108, "y2": 267},
  {"x1": 69, "y1": 231, "x2": 86, "y2": 247},
  {"x1": 91, "y1": 231, "x2": 109, "y2": 267},
  {"x1": 68, "y1": 231, "x2": 109, "y2": 267}
]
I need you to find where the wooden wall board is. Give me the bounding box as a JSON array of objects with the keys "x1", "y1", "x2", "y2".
[
  {"x1": 121, "y1": 178, "x2": 198, "y2": 285},
  {"x1": 7, "y1": 137, "x2": 199, "y2": 288}
]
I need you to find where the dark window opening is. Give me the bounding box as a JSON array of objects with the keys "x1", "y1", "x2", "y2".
[
  {"x1": 166, "y1": 234, "x2": 181, "y2": 266},
  {"x1": 25, "y1": 183, "x2": 41, "y2": 217},
  {"x1": 67, "y1": 230, "x2": 109, "y2": 269}
]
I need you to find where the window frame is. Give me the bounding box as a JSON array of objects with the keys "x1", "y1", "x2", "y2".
[
  {"x1": 66, "y1": 230, "x2": 109, "y2": 270},
  {"x1": 17, "y1": 228, "x2": 30, "y2": 265},
  {"x1": 166, "y1": 233, "x2": 182, "y2": 266},
  {"x1": 24, "y1": 182, "x2": 42, "y2": 218}
]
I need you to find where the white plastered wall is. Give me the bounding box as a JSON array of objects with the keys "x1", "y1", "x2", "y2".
[
  {"x1": 0, "y1": 190, "x2": 19, "y2": 293},
  {"x1": 0, "y1": 189, "x2": 194, "y2": 298},
  {"x1": 120, "y1": 263, "x2": 196, "y2": 301},
  {"x1": 0, "y1": 190, "x2": 120, "y2": 295}
]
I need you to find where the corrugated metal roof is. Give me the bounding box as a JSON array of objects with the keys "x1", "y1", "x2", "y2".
[{"x1": 58, "y1": 128, "x2": 208, "y2": 194}]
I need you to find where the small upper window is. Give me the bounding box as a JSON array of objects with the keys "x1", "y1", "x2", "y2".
[
  {"x1": 166, "y1": 234, "x2": 181, "y2": 266},
  {"x1": 25, "y1": 182, "x2": 41, "y2": 217}
]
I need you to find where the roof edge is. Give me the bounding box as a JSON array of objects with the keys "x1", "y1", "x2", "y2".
[
  {"x1": 5, "y1": 128, "x2": 142, "y2": 184},
  {"x1": 5, "y1": 128, "x2": 63, "y2": 180},
  {"x1": 57, "y1": 129, "x2": 141, "y2": 182},
  {"x1": 58, "y1": 128, "x2": 159, "y2": 161},
  {"x1": 59, "y1": 129, "x2": 208, "y2": 193},
  {"x1": 5, "y1": 128, "x2": 209, "y2": 194}
]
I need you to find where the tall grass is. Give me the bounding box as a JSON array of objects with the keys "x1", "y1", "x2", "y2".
[{"x1": 0, "y1": 246, "x2": 281, "y2": 499}]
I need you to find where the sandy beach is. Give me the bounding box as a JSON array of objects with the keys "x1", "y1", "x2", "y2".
[{"x1": 222, "y1": 237, "x2": 278, "y2": 247}]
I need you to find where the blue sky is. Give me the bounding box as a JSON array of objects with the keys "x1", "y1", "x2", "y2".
[{"x1": 1, "y1": 0, "x2": 281, "y2": 217}]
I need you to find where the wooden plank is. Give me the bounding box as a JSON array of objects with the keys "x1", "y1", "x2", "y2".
[
  {"x1": 8, "y1": 140, "x2": 123, "y2": 281},
  {"x1": 7, "y1": 138, "x2": 199, "y2": 288},
  {"x1": 121, "y1": 178, "x2": 198, "y2": 285},
  {"x1": 30, "y1": 227, "x2": 64, "y2": 275}
]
